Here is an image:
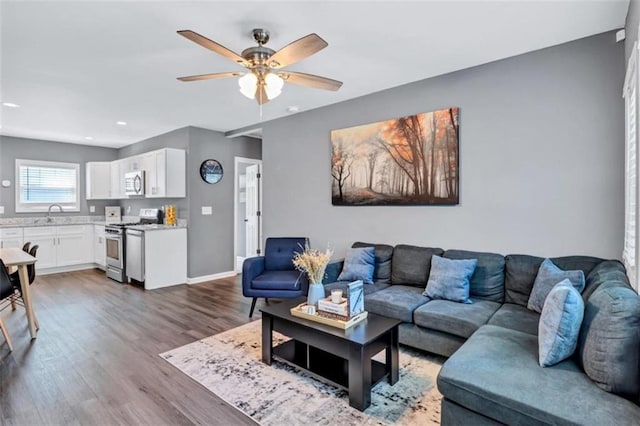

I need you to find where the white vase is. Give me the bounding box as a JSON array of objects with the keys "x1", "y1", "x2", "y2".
[{"x1": 307, "y1": 283, "x2": 325, "y2": 307}]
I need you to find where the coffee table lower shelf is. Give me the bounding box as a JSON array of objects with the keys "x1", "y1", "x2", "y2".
[{"x1": 273, "y1": 340, "x2": 389, "y2": 391}]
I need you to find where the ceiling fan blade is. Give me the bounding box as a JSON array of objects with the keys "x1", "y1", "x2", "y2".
[
  {"x1": 255, "y1": 84, "x2": 269, "y2": 105},
  {"x1": 267, "y1": 34, "x2": 328, "y2": 69},
  {"x1": 177, "y1": 71, "x2": 243, "y2": 82},
  {"x1": 177, "y1": 30, "x2": 248, "y2": 66},
  {"x1": 278, "y1": 71, "x2": 343, "y2": 91}
]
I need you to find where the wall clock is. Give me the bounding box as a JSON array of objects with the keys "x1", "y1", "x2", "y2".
[{"x1": 200, "y1": 159, "x2": 223, "y2": 184}]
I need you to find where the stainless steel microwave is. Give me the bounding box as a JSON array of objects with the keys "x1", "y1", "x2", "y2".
[{"x1": 125, "y1": 170, "x2": 145, "y2": 196}]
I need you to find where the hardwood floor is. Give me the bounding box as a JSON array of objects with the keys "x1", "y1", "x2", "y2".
[{"x1": 0, "y1": 269, "x2": 266, "y2": 425}]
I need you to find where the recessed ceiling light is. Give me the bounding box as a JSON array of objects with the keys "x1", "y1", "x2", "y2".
[
  {"x1": 85, "y1": 136, "x2": 94, "y2": 141},
  {"x1": 116, "y1": 121, "x2": 127, "y2": 126},
  {"x1": 2, "y1": 102, "x2": 20, "y2": 108},
  {"x1": 286, "y1": 106, "x2": 300, "y2": 113}
]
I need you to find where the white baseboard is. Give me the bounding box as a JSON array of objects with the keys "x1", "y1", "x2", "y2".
[
  {"x1": 39, "y1": 263, "x2": 100, "y2": 276},
  {"x1": 187, "y1": 270, "x2": 237, "y2": 284}
]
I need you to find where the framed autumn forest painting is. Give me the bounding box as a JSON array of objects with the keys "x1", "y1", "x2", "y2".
[{"x1": 330, "y1": 107, "x2": 459, "y2": 206}]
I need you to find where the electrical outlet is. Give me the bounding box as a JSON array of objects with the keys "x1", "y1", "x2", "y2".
[
  {"x1": 89, "y1": 205, "x2": 95, "y2": 213},
  {"x1": 0, "y1": 206, "x2": 4, "y2": 214},
  {"x1": 202, "y1": 206, "x2": 212, "y2": 215}
]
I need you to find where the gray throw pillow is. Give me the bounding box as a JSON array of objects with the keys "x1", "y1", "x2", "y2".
[
  {"x1": 538, "y1": 279, "x2": 584, "y2": 367},
  {"x1": 528, "y1": 258, "x2": 585, "y2": 313},
  {"x1": 337, "y1": 247, "x2": 375, "y2": 284},
  {"x1": 423, "y1": 255, "x2": 477, "y2": 304}
]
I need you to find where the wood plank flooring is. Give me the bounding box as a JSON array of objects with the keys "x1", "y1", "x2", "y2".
[{"x1": 0, "y1": 269, "x2": 267, "y2": 425}]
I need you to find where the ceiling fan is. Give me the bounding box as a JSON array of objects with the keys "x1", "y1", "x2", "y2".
[{"x1": 177, "y1": 28, "x2": 343, "y2": 105}]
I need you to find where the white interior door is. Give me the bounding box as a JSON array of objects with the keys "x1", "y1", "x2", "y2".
[{"x1": 245, "y1": 164, "x2": 261, "y2": 257}]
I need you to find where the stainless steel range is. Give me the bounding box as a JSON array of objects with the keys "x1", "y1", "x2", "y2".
[
  {"x1": 105, "y1": 222, "x2": 138, "y2": 282},
  {"x1": 105, "y1": 208, "x2": 162, "y2": 283}
]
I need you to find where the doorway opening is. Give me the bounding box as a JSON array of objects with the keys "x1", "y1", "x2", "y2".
[{"x1": 234, "y1": 156, "x2": 262, "y2": 273}]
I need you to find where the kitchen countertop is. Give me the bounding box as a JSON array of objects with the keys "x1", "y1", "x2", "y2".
[
  {"x1": 0, "y1": 216, "x2": 187, "y2": 229},
  {"x1": 125, "y1": 224, "x2": 187, "y2": 231}
]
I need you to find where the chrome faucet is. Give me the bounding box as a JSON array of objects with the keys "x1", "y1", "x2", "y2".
[{"x1": 46, "y1": 204, "x2": 64, "y2": 222}]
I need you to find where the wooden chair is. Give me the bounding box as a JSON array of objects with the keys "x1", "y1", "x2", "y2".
[{"x1": 0, "y1": 259, "x2": 17, "y2": 351}]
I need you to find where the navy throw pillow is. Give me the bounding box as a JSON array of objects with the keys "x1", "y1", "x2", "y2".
[{"x1": 337, "y1": 247, "x2": 375, "y2": 284}]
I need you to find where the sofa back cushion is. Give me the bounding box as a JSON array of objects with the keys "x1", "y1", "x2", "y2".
[
  {"x1": 352, "y1": 242, "x2": 394, "y2": 283},
  {"x1": 504, "y1": 255, "x2": 603, "y2": 307},
  {"x1": 577, "y1": 283, "x2": 640, "y2": 397},
  {"x1": 582, "y1": 260, "x2": 629, "y2": 302},
  {"x1": 444, "y1": 249, "x2": 505, "y2": 302},
  {"x1": 391, "y1": 244, "x2": 444, "y2": 287},
  {"x1": 264, "y1": 237, "x2": 308, "y2": 271}
]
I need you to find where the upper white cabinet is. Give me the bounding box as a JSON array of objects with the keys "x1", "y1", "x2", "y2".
[
  {"x1": 84, "y1": 148, "x2": 186, "y2": 200},
  {"x1": 145, "y1": 148, "x2": 186, "y2": 198},
  {"x1": 86, "y1": 162, "x2": 111, "y2": 200}
]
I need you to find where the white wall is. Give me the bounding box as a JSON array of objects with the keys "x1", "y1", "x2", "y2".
[{"x1": 259, "y1": 31, "x2": 625, "y2": 259}]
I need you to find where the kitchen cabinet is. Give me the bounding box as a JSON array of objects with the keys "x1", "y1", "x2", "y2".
[
  {"x1": 86, "y1": 162, "x2": 111, "y2": 199},
  {"x1": 85, "y1": 148, "x2": 186, "y2": 200},
  {"x1": 0, "y1": 228, "x2": 24, "y2": 249},
  {"x1": 24, "y1": 225, "x2": 93, "y2": 269},
  {"x1": 144, "y1": 148, "x2": 186, "y2": 198},
  {"x1": 110, "y1": 160, "x2": 126, "y2": 199},
  {"x1": 130, "y1": 227, "x2": 187, "y2": 290},
  {"x1": 94, "y1": 225, "x2": 106, "y2": 268}
]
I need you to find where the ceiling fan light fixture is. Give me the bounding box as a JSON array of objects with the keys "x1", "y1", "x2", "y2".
[
  {"x1": 238, "y1": 73, "x2": 258, "y2": 99},
  {"x1": 264, "y1": 73, "x2": 284, "y2": 100}
]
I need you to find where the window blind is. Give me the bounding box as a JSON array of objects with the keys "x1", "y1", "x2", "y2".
[
  {"x1": 19, "y1": 165, "x2": 77, "y2": 203},
  {"x1": 623, "y1": 43, "x2": 639, "y2": 291}
]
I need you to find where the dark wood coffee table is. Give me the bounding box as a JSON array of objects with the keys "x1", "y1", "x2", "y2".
[{"x1": 260, "y1": 298, "x2": 402, "y2": 411}]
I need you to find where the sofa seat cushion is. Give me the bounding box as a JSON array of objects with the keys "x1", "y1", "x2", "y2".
[
  {"x1": 413, "y1": 299, "x2": 501, "y2": 339},
  {"x1": 444, "y1": 250, "x2": 505, "y2": 302},
  {"x1": 437, "y1": 325, "x2": 640, "y2": 426},
  {"x1": 365, "y1": 285, "x2": 429, "y2": 322},
  {"x1": 324, "y1": 280, "x2": 389, "y2": 297},
  {"x1": 391, "y1": 244, "x2": 444, "y2": 287},
  {"x1": 251, "y1": 270, "x2": 305, "y2": 290},
  {"x1": 487, "y1": 303, "x2": 540, "y2": 336}
]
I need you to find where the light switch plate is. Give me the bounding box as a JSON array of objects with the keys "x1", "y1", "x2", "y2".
[
  {"x1": 89, "y1": 205, "x2": 95, "y2": 213},
  {"x1": 0, "y1": 206, "x2": 4, "y2": 214},
  {"x1": 202, "y1": 206, "x2": 212, "y2": 215}
]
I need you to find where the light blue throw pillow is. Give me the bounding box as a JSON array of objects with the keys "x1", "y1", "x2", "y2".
[
  {"x1": 422, "y1": 255, "x2": 477, "y2": 304},
  {"x1": 528, "y1": 258, "x2": 585, "y2": 313},
  {"x1": 538, "y1": 279, "x2": 585, "y2": 367},
  {"x1": 337, "y1": 247, "x2": 375, "y2": 284}
]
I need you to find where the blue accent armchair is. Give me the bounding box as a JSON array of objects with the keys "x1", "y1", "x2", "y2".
[{"x1": 242, "y1": 237, "x2": 309, "y2": 317}]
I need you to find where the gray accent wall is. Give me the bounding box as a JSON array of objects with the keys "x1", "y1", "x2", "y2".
[
  {"x1": 0, "y1": 135, "x2": 118, "y2": 216},
  {"x1": 259, "y1": 31, "x2": 625, "y2": 259},
  {"x1": 116, "y1": 126, "x2": 261, "y2": 278}
]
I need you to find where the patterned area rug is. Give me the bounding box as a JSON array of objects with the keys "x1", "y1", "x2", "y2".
[{"x1": 160, "y1": 320, "x2": 444, "y2": 425}]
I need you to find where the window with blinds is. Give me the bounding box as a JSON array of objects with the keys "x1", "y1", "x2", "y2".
[
  {"x1": 15, "y1": 159, "x2": 80, "y2": 212},
  {"x1": 623, "y1": 43, "x2": 639, "y2": 292}
]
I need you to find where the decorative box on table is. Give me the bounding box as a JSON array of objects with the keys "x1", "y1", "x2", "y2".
[{"x1": 291, "y1": 280, "x2": 366, "y2": 329}]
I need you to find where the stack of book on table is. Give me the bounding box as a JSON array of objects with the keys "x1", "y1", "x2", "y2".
[{"x1": 317, "y1": 297, "x2": 349, "y2": 320}]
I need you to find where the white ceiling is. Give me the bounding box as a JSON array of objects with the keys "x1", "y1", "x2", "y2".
[{"x1": 0, "y1": 1, "x2": 629, "y2": 148}]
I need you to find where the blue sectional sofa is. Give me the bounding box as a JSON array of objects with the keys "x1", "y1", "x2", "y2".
[{"x1": 323, "y1": 242, "x2": 640, "y2": 425}]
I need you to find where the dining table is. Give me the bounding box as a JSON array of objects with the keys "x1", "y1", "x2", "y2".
[{"x1": 0, "y1": 247, "x2": 38, "y2": 339}]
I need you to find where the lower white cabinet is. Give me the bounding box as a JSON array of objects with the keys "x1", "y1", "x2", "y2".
[
  {"x1": 0, "y1": 228, "x2": 24, "y2": 249},
  {"x1": 94, "y1": 225, "x2": 106, "y2": 268},
  {"x1": 23, "y1": 225, "x2": 94, "y2": 270}
]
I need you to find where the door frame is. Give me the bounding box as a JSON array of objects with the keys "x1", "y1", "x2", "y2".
[{"x1": 234, "y1": 156, "x2": 263, "y2": 273}]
